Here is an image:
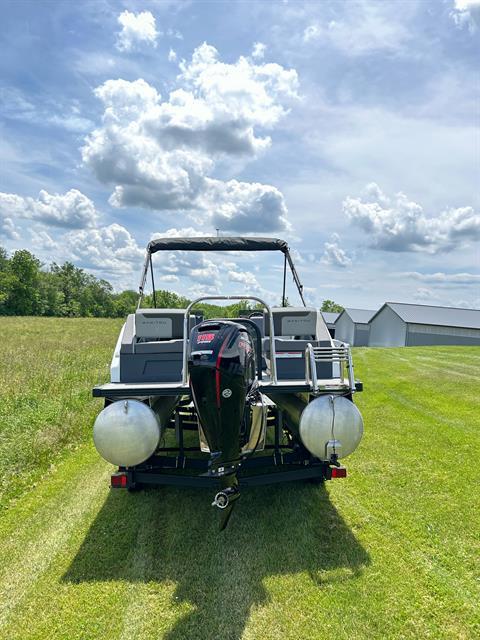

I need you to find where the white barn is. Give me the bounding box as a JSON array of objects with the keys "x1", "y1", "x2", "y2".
[
  {"x1": 369, "y1": 302, "x2": 480, "y2": 347},
  {"x1": 321, "y1": 311, "x2": 340, "y2": 338},
  {"x1": 334, "y1": 308, "x2": 375, "y2": 346}
]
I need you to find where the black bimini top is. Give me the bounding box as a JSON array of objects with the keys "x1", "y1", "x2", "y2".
[
  {"x1": 148, "y1": 236, "x2": 289, "y2": 254},
  {"x1": 143, "y1": 235, "x2": 306, "y2": 306}
]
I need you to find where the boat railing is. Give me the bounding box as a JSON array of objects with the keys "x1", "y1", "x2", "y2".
[
  {"x1": 305, "y1": 343, "x2": 318, "y2": 390},
  {"x1": 181, "y1": 300, "x2": 355, "y2": 392},
  {"x1": 305, "y1": 340, "x2": 355, "y2": 392},
  {"x1": 182, "y1": 295, "x2": 277, "y2": 386}
]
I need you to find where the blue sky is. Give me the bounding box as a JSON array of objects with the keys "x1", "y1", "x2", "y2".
[{"x1": 0, "y1": 0, "x2": 478, "y2": 309}]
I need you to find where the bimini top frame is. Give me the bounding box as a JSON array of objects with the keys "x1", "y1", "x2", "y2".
[{"x1": 137, "y1": 236, "x2": 306, "y2": 308}]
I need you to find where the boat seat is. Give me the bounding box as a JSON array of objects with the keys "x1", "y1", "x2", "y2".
[
  {"x1": 135, "y1": 309, "x2": 203, "y2": 342},
  {"x1": 264, "y1": 307, "x2": 331, "y2": 341},
  {"x1": 118, "y1": 309, "x2": 202, "y2": 383}
]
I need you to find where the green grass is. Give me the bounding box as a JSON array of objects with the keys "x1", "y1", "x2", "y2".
[
  {"x1": 0, "y1": 317, "x2": 122, "y2": 508},
  {"x1": 0, "y1": 319, "x2": 479, "y2": 639}
]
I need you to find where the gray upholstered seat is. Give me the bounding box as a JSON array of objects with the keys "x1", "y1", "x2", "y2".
[
  {"x1": 264, "y1": 307, "x2": 331, "y2": 341},
  {"x1": 118, "y1": 309, "x2": 202, "y2": 383}
]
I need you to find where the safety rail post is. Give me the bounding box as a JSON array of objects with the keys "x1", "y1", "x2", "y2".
[
  {"x1": 346, "y1": 344, "x2": 355, "y2": 393},
  {"x1": 304, "y1": 343, "x2": 318, "y2": 392},
  {"x1": 181, "y1": 295, "x2": 277, "y2": 386}
]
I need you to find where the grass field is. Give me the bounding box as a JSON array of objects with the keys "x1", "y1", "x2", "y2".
[{"x1": 0, "y1": 317, "x2": 479, "y2": 639}]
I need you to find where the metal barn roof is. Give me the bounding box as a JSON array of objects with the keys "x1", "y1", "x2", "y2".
[
  {"x1": 322, "y1": 312, "x2": 340, "y2": 324},
  {"x1": 340, "y1": 308, "x2": 376, "y2": 324},
  {"x1": 379, "y1": 303, "x2": 480, "y2": 330}
]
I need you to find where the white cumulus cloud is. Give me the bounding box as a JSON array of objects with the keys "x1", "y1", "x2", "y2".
[
  {"x1": 66, "y1": 223, "x2": 144, "y2": 274},
  {"x1": 148, "y1": 229, "x2": 222, "y2": 287},
  {"x1": 252, "y1": 42, "x2": 266, "y2": 59},
  {"x1": 207, "y1": 179, "x2": 290, "y2": 232},
  {"x1": 115, "y1": 10, "x2": 159, "y2": 52},
  {"x1": 0, "y1": 189, "x2": 99, "y2": 229},
  {"x1": 157, "y1": 274, "x2": 179, "y2": 283},
  {"x1": 228, "y1": 269, "x2": 261, "y2": 291},
  {"x1": 82, "y1": 43, "x2": 298, "y2": 232},
  {"x1": 30, "y1": 230, "x2": 58, "y2": 251},
  {"x1": 450, "y1": 0, "x2": 480, "y2": 33},
  {"x1": 343, "y1": 183, "x2": 479, "y2": 253},
  {"x1": 321, "y1": 233, "x2": 352, "y2": 268},
  {"x1": 151, "y1": 227, "x2": 209, "y2": 240},
  {"x1": 0, "y1": 215, "x2": 19, "y2": 240}
]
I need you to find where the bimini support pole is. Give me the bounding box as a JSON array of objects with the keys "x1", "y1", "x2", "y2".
[
  {"x1": 137, "y1": 249, "x2": 150, "y2": 309},
  {"x1": 281, "y1": 252, "x2": 287, "y2": 307},
  {"x1": 284, "y1": 248, "x2": 306, "y2": 307},
  {"x1": 149, "y1": 253, "x2": 157, "y2": 308}
]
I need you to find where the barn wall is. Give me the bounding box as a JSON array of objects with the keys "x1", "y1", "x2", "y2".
[
  {"x1": 369, "y1": 306, "x2": 407, "y2": 346},
  {"x1": 354, "y1": 324, "x2": 370, "y2": 346},
  {"x1": 406, "y1": 324, "x2": 480, "y2": 346},
  {"x1": 335, "y1": 314, "x2": 354, "y2": 345}
]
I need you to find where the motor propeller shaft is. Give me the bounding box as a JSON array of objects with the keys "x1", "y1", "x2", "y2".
[
  {"x1": 212, "y1": 475, "x2": 240, "y2": 530},
  {"x1": 212, "y1": 485, "x2": 240, "y2": 509}
]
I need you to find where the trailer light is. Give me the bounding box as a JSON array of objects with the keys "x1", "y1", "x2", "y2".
[
  {"x1": 111, "y1": 473, "x2": 128, "y2": 488},
  {"x1": 331, "y1": 467, "x2": 347, "y2": 478}
]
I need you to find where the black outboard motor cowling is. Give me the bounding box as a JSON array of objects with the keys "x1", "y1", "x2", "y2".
[{"x1": 188, "y1": 320, "x2": 256, "y2": 477}]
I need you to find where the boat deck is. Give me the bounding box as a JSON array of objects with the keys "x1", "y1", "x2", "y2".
[{"x1": 92, "y1": 377, "x2": 352, "y2": 398}]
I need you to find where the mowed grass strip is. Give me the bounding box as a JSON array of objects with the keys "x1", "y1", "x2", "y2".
[
  {"x1": 0, "y1": 317, "x2": 122, "y2": 508},
  {"x1": 0, "y1": 321, "x2": 478, "y2": 639}
]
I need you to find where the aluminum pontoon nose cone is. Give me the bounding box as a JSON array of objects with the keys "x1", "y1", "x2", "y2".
[
  {"x1": 93, "y1": 399, "x2": 160, "y2": 467},
  {"x1": 300, "y1": 395, "x2": 363, "y2": 460}
]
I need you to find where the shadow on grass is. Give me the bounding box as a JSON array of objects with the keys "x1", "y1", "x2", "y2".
[{"x1": 64, "y1": 482, "x2": 369, "y2": 639}]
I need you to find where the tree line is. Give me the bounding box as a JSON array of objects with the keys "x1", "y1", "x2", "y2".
[{"x1": 0, "y1": 247, "x2": 343, "y2": 318}]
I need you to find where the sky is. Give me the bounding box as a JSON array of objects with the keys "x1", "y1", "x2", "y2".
[{"x1": 0, "y1": 0, "x2": 479, "y2": 310}]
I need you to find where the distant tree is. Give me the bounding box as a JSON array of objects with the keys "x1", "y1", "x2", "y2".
[
  {"x1": 79, "y1": 276, "x2": 114, "y2": 317},
  {"x1": 112, "y1": 290, "x2": 138, "y2": 317},
  {"x1": 6, "y1": 250, "x2": 42, "y2": 315},
  {"x1": 225, "y1": 300, "x2": 255, "y2": 318},
  {"x1": 37, "y1": 271, "x2": 64, "y2": 316},
  {"x1": 0, "y1": 247, "x2": 8, "y2": 271},
  {"x1": 1, "y1": 246, "x2": 333, "y2": 320},
  {"x1": 0, "y1": 247, "x2": 14, "y2": 312},
  {"x1": 141, "y1": 289, "x2": 191, "y2": 311},
  {"x1": 50, "y1": 262, "x2": 87, "y2": 316},
  {"x1": 321, "y1": 299, "x2": 344, "y2": 313}
]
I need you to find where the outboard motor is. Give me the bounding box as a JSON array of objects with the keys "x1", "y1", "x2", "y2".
[{"x1": 188, "y1": 320, "x2": 257, "y2": 527}]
